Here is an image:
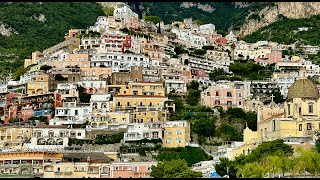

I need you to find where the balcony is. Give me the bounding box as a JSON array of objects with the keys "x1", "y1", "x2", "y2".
[
  {"x1": 54, "y1": 171, "x2": 63, "y2": 175},
  {"x1": 87, "y1": 171, "x2": 99, "y2": 174},
  {"x1": 64, "y1": 171, "x2": 72, "y2": 175}
]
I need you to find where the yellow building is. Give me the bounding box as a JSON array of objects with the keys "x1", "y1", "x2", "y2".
[
  {"x1": 163, "y1": 121, "x2": 191, "y2": 148},
  {"x1": 0, "y1": 127, "x2": 32, "y2": 147},
  {"x1": 130, "y1": 110, "x2": 167, "y2": 123},
  {"x1": 24, "y1": 51, "x2": 43, "y2": 68},
  {"x1": 43, "y1": 152, "x2": 111, "y2": 178},
  {"x1": 113, "y1": 81, "x2": 175, "y2": 113},
  {"x1": 0, "y1": 151, "x2": 63, "y2": 178},
  {"x1": 27, "y1": 72, "x2": 51, "y2": 95},
  {"x1": 118, "y1": 81, "x2": 165, "y2": 96},
  {"x1": 90, "y1": 112, "x2": 130, "y2": 129},
  {"x1": 43, "y1": 162, "x2": 109, "y2": 178},
  {"x1": 51, "y1": 53, "x2": 90, "y2": 69}
]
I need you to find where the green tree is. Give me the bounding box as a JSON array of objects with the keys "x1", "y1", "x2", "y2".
[
  {"x1": 103, "y1": 6, "x2": 114, "y2": 16},
  {"x1": 150, "y1": 159, "x2": 202, "y2": 178},
  {"x1": 156, "y1": 147, "x2": 211, "y2": 166},
  {"x1": 187, "y1": 90, "x2": 201, "y2": 106},
  {"x1": 193, "y1": 49, "x2": 207, "y2": 56},
  {"x1": 13, "y1": 66, "x2": 30, "y2": 80},
  {"x1": 144, "y1": 16, "x2": 162, "y2": 24},
  {"x1": 187, "y1": 80, "x2": 199, "y2": 90},
  {"x1": 193, "y1": 19, "x2": 204, "y2": 25}
]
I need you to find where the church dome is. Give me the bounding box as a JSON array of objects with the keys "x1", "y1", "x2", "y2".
[{"x1": 287, "y1": 78, "x2": 320, "y2": 101}]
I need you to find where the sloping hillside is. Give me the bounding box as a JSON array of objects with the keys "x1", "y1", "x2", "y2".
[
  {"x1": 0, "y1": 2, "x2": 104, "y2": 77},
  {"x1": 243, "y1": 15, "x2": 320, "y2": 46},
  {"x1": 130, "y1": 2, "x2": 274, "y2": 32}
]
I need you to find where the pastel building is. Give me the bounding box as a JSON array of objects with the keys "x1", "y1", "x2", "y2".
[
  {"x1": 89, "y1": 112, "x2": 130, "y2": 130},
  {"x1": 163, "y1": 121, "x2": 191, "y2": 148},
  {"x1": 109, "y1": 162, "x2": 156, "y2": 178},
  {"x1": 124, "y1": 122, "x2": 163, "y2": 143},
  {"x1": 201, "y1": 82, "x2": 246, "y2": 110},
  {"x1": 29, "y1": 126, "x2": 86, "y2": 149}
]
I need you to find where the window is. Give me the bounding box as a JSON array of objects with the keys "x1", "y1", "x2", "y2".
[
  {"x1": 78, "y1": 133, "x2": 82, "y2": 136},
  {"x1": 215, "y1": 101, "x2": 220, "y2": 105},
  {"x1": 166, "y1": 138, "x2": 172, "y2": 144},
  {"x1": 176, "y1": 138, "x2": 182, "y2": 144},
  {"x1": 227, "y1": 92, "x2": 232, "y2": 97},
  {"x1": 117, "y1": 102, "x2": 121, "y2": 106},
  {"x1": 272, "y1": 120, "x2": 276, "y2": 132},
  {"x1": 227, "y1": 101, "x2": 232, "y2": 107},
  {"x1": 75, "y1": 110, "x2": 78, "y2": 115},
  {"x1": 264, "y1": 128, "x2": 267, "y2": 137},
  {"x1": 215, "y1": 91, "x2": 219, "y2": 96},
  {"x1": 127, "y1": 102, "x2": 130, "y2": 106},
  {"x1": 299, "y1": 124, "x2": 302, "y2": 131},
  {"x1": 307, "y1": 123, "x2": 312, "y2": 130},
  {"x1": 309, "y1": 103, "x2": 314, "y2": 113},
  {"x1": 133, "y1": 91, "x2": 138, "y2": 95},
  {"x1": 288, "y1": 104, "x2": 291, "y2": 115},
  {"x1": 176, "y1": 130, "x2": 182, "y2": 135},
  {"x1": 239, "y1": 101, "x2": 242, "y2": 105},
  {"x1": 166, "y1": 131, "x2": 172, "y2": 135},
  {"x1": 207, "y1": 92, "x2": 211, "y2": 96}
]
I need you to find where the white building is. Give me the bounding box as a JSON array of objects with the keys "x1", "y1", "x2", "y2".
[
  {"x1": 28, "y1": 127, "x2": 86, "y2": 149},
  {"x1": 113, "y1": 2, "x2": 138, "y2": 24},
  {"x1": 55, "y1": 83, "x2": 79, "y2": 99},
  {"x1": 164, "y1": 79, "x2": 187, "y2": 94},
  {"x1": 124, "y1": 122, "x2": 163, "y2": 143},
  {"x1": 77, "y1": 80, "x2": 106, "y2": 94},
  {"x1": 90, "y1": 52, "x2": 150, "y2": 72},
  {"x1": 212, "y1": 141, "x2": 245, "y2": 164},
  {"x1": 0, "y1": 81, "x2": 7, "y2": 94},
  {"x1": 89, "y1": 16, "x2": 109, "y2": 34},
  {"x1": 19, "y1": 71, "x2": 38, "y2": 84},
  {"x1": 90, "y1": 94, "x2": 113, "y2": 113},
  {"x1": 50, "y1": 106, "x2": 92, "y2": 125},
  {"x1": 192, "y1": 160, "x2": 216, "y2": 178},
  {"x1": 272, "y1": 76, "x2": 296, "y2": 98},
  {"x1": 199, "y1": 24, "x2": 216, "y2": 35},
  {"x1": 225, "y1": 31, "x2": 237, "y2": 44}
]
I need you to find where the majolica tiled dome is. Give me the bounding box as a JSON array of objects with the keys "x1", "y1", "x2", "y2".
[{"x1": 287, "y1": 78, "x2": 320, "y2": 101}]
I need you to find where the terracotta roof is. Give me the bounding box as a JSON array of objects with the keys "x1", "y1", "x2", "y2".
[
  {"x1": 35, "y1": 125, "x2": 68, "y2": 129},
  {"x1": 265, "y1": 113, "x2": 284, "y2": 121}
]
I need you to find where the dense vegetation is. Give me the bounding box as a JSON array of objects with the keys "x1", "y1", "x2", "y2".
[
  {"x1": 0, "y1": 2, "x2": 104, "y2": 77},
  {"x1": 243, "y1": 14, "x2": 320, "y2": 46},
  {"x1": 215, "y1": 139, "x2": 294, "y2": 178},
  {"x1": 169, "y1": 81, "x2": 257, "y2": 145},
  {"x1": 151, "y1": 159, "x2": 202, "y2": 178},
  {"x1": 137, "y1": 2, "x2": 274, "y2": 31},
  {"x1": 156, "y1": 146, "x2": 211, "y2": 166}
]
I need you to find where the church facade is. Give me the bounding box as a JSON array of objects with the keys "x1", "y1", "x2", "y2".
[{"x1": 229, "y1": 67, "x2": 318, "y2": 159}]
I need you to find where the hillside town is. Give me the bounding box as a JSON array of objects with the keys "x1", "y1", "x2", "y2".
[{"x1": 1, "y1": 2, "x2": 320, "y2": 178}]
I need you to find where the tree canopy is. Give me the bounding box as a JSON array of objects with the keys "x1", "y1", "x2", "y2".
[{"x1": 151, "y1": 159, "x2": 203, "y2": 178}]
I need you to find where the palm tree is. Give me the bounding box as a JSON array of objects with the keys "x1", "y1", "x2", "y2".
[
  {"x1": 295, "y1": 147, "x2": 312, "y2": 178},
  {"x1": 264, "y1": 155, "x2": 281, "y2": 178}
]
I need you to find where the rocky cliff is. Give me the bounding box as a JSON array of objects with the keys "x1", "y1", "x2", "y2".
[{"x1": 236, "y1": 2, "x2": 320, "y2": 37}]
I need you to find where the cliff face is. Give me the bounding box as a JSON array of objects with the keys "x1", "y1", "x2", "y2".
[{"x1": 236, "y1": 2, "x2": 320, "y2": 37}]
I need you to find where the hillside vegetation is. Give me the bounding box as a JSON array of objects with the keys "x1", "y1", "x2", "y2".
[
  {"x1": 137, "y1": 2, "x2": 274, "y2": 31},
  {"x1": 243, "y1": 15, "x2": 320, "y2": 45},
  {"x1": 0, "y1": 2, "x2": 104, "y2": 77}
]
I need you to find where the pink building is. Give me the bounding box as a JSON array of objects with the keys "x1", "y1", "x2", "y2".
[
  {"x1": 201, "y1": 84, "x2": 244, "y2": 110},
  {"x1": 109, "y1": 162, "x2": 157, "y2": 178},
  {"x1": 126, "y1": 18, "x2": 139, "y2": 30},
  {"x1": 266, "y1": 51, "x2": 282, "y2": 64}
]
